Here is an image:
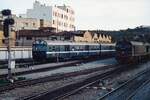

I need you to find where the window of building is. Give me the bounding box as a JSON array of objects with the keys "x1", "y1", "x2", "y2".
[
  {"x1": 51, "y1": 37, "x2": 57, "y2": 40},
  {"x1": 61, "y1": 14, "x2": 63, "y2": 19},
  {"x1": 53, "y1": 12, "x2": 55, "y2": 16},
  {"x1": 53, "y1": 20, "x2": 55, "y2": 24},
  {"x1": 25, "y1": 23, "x2": 28, "y2": 26},
  {"x1": 33, "y1": 23, "x2": 36, "y2": 26},
  {"x1": 26, "y1": 37, "x2": 32, "y2": 40},
  {"x1": 55, "y1": 12, "x2": 57, "y2": 16},
  {"x1": 64, "y1": 36, "x2": 70, "y2": 40}
]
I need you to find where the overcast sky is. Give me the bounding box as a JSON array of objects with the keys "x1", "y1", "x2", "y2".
[{"x1": 0, "y1": 0, "x2": 149, "y2": 30}]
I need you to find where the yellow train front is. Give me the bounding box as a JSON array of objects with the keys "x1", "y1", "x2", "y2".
[{"x1": 115, "y1": 40, "x2": 150, "y2": 64}]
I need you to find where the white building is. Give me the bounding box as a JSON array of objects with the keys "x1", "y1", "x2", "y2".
[
  {"x1": 14, "y1": 16, "x2": 40, "y2": 31},
  {"x1": 26, "y1": 1, "x2": 75, "y2": 32}
]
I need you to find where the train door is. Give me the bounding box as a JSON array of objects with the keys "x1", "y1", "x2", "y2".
[
  {"x1": 99, "y1": 44, "x2": 101, "y2": 57},
  {"x1": 146, "y1": 46, "x2": 149, "y2": 53},
  {"x1": 85, "y1": 45, "x2": 89, "y2": 57},
  {"x1": 65, "y1": 45, "x2": 70, "y2": 59}
]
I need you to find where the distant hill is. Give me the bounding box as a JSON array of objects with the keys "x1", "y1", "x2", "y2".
[{"x1": 85, "y1": 26, "x2": 150, "y2": 43}]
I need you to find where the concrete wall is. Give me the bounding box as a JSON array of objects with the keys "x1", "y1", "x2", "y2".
[
  {"x1": 0, "y1": 47, "x2": 32, "y2": 61},
  {"x1": 0, "y1": 31, "x2": 16, "y2": 47}
]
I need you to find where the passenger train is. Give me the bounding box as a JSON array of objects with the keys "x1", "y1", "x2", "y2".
[
  {"x1": 32, "y1": 40, "x2": 116, "y2": 61},
  {"x1": 115, "y1": 39, "x2": 150, "y2": 63}
]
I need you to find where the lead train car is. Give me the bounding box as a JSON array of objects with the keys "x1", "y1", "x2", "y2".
[
  {"x1": 32, "y1": 40, "x2": 115, "y2": 61},
  {"x1": 115, "y1": 40, "x2": 150, "y2": 63}
]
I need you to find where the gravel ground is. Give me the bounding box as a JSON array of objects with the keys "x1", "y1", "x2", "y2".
[
  {"x1": 62, "y1": 61, "x2": 150, "y2": 100},
  {"x1": 0, "y1": 58, "x2": 116, "y2": 100},
  {"x1": 130, "y1": 78, "x2": 150, "y2": 100}
]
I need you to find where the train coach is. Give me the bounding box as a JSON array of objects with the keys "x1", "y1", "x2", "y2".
[
  {"x1": 32, "y1": 40, "x2": 115, "y2": 61},
  {"x1": 115, "y1": 40, "x2": 150, "y2": 63}
]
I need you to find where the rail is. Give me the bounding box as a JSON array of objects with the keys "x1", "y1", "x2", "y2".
[
  {"x1": 99, "y1": 67, "x2": 150, "y2": 100},
  {"x1": 22, "y1": 64, "x2": 126, "y2": 100}
]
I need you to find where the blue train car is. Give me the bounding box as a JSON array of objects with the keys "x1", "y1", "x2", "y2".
[{"x1": 32, "y1": 40, "x2": 115, "y2": 61}]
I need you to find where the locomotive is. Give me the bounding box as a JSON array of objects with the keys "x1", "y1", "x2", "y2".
[
  {"x1": 32, "y1": 40, "x2": 115, "y2": 61},
  {"x1": 115, "y1": 39, "x2": 150, "y2": 63}
]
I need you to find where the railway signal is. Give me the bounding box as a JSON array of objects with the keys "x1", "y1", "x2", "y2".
[
  {"x1": 2, "y1": 9, "x2": 15, "y2": 82},
  {"x1": 3, "y1": 18, "x2": 14, "y2": 37},
  {"x1": 1, "y1": 9, "x2": 11, "y2": 16}
]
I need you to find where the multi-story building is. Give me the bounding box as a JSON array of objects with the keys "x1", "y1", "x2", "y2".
[
  {"x1": 13, "y1": 16, "x2": 40, "y2": 31},
  {"x1": 16, "y1": 29, "x2": 74, "y2": 46},
  {"x1": 26, "y1": 1, "x2": 75, "y2": 32}
]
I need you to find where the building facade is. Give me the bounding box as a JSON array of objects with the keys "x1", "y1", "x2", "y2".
[
  {"x1": 13, "y1": 16, "x2": 40, "y2": 31},
  {"x1": 74, "y1": 31, "x2": 112, "y2": 43},
  {"x1": 16, "y1": 29, "x2": 74, "y2": 46},
  {"x1": 26, "y1": 1, "x2": 75, "y2": 32},
  {"x1": 0, "y1": 31, "x2": 16, "y2": 47}
]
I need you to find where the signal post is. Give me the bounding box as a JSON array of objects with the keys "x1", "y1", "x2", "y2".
[{"x1": 2, "y1": 9, "x2": 15, "y2": 82}]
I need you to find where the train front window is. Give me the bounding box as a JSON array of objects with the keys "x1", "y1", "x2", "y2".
[
  {"x1": 33, "y1": 44, "x2": 47, "y2": 51},
  {"x1": 116, "y1": 42, "x2": 132, "y2": 51}
]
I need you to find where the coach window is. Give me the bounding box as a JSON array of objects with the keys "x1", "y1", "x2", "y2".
[
  {"x1": 71, "y1": 47, "x2": 75, "y2": 51},
  {"x1": 49, "y1": 46, "x2": 52, "y2": 51},
  {"x1": 56, "y1": 46, "x2": 60, "y2": 51},
  {"x1": 52, "y1": 46, "x2": 55, "y2": 51},
  {"x1": 60, "y1": 45, "x2": 64, "y2": 51}
]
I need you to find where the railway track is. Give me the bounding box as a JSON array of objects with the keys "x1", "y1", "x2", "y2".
[
  {"x1": 0, "y1": 60, "x2": 43, "y2": 69},
  {"x1": 0, "y1": 58, "x2": 114, "y2": 79},
  {"x1": 99, "y1": 67, "x2": 150, "y2": 100},
  {"x1": 0, "y1": 64, "x2": 118, "y2": 93},
  {"x1": 20, "y1": 64, "x2": 130, "y2": 100},
  {"x1": 0, "y1": 57, "x2": 108, "y2": 69}
]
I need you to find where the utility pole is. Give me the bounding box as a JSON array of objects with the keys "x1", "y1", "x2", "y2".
[{"x1": 7, "y1": 24, "x2": 12, "y2": 80}]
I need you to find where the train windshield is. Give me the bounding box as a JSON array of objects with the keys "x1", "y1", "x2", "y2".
[
  {"x1": 116, "y1": 42, "x2": 132, "y2": 51},
  {"x1": 32, "y1": 40, "x2": 47, "y2": 51}
]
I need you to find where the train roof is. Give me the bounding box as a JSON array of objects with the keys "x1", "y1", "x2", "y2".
[
  {"x1": 117, "y1": 40, "x2": 150, "y2": 46},
  {"x1": 130, "y1": 41, "x2": 150, "y2": 46},
  {"x1": 130, "y1": 41, "x2": 144, "y2": 45},
  {"x1": 33, "y1": 40, "x2": 115, "y2": 46}
]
